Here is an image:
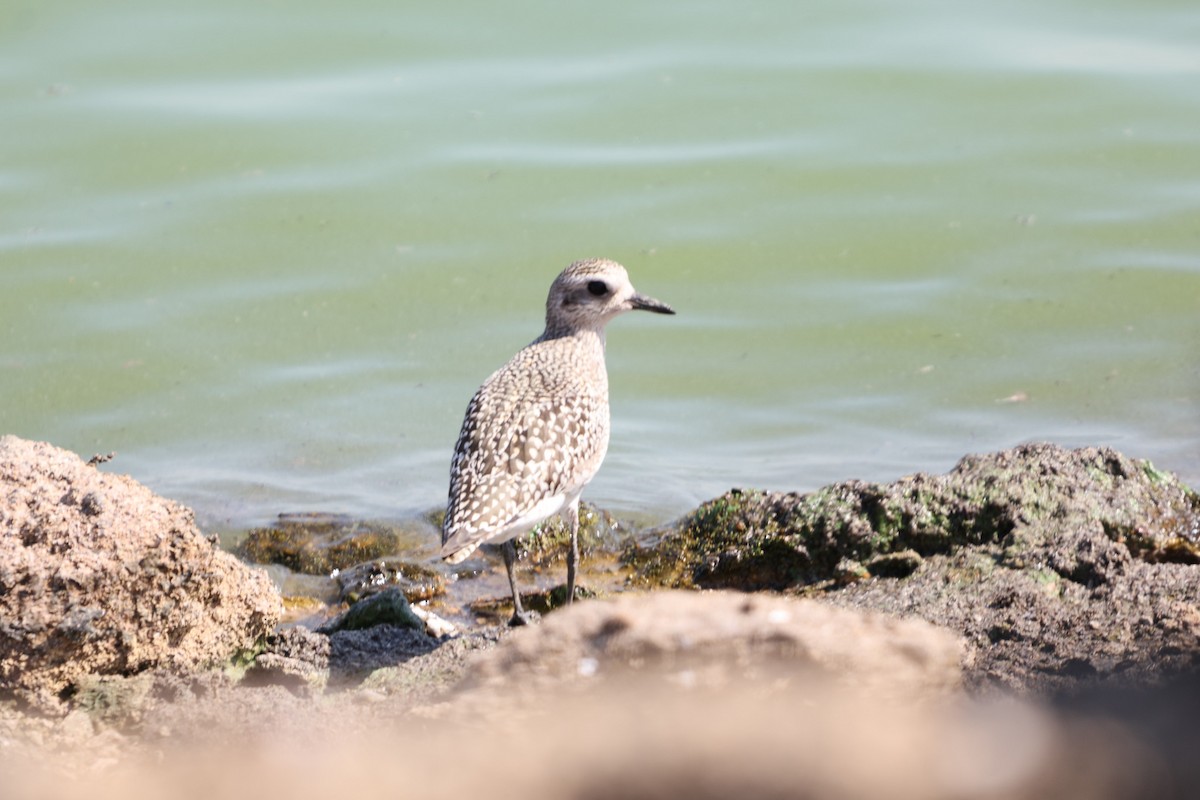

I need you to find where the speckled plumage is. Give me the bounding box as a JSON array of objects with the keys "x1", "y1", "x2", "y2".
[
  {"x1": 441, "y1": 258, "x2": 673, "y2": 621},
  {"x1": 441, "y1": 333, "x2": 609, "y2": 562}
]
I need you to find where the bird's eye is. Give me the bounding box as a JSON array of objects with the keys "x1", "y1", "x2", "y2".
[{"x1": 587, "y1": 280, "x2": 608, "y2": 296}]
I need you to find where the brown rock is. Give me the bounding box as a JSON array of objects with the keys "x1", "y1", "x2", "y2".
[
  {"x1": 456, "y1": 590, "x2": 962, "y2": 713},
  {"x1": 0, "y1": 436, "x2": 281, "y2": 711}
]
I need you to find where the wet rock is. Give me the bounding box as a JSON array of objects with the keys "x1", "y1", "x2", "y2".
[
  {"x1": 515, "y1": 501, "x2": 629, "y2": 567},
  {"x1": 332, "y1": 557, "x2": 445, "y2": 604},
  {"x1": 467, "y1": 584, "x2": 598, "y2": 624},
  {"x1": 626, "y1": 444, "x2": 1200, "y2": 590},
  {"x1": 836, "y1": 545, "x2": 1200, "y2": 694},
  {"x1": 0, "y1": 436, "x2": 282, "y2": 712},
  {"x1": 240, "y1": 513, "x2": 432, "y2": 576},
  {"x1": 625, "y1": 443, "x2": 1200, "y2": 694},
  {"x1": 457, "y1": 591, "x2": 962, "y2": 708},
  {"x1": 833, "y1": 556, "x2": 870, "y2": 585},
  {"x1": 866, "y1": 548, "x2": 924, "y2": 577},
  {"x1": 247, "y1": 579, "x2": 442, "y2": 689},
  {"x1": 319, "y1": 587, "x2": 424, "y2": 634}
]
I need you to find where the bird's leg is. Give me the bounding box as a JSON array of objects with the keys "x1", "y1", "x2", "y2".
[
  {"x1": 565, "y1": 499, "x2": 580, "y2": 605},
  {"x1": 502, "y1": 539, "x2": 532, "y2": 627}
]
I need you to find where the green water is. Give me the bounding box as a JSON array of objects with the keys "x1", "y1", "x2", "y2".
[{"x1": 3, "y1": 0, "x2": 1198, "y2": 531}]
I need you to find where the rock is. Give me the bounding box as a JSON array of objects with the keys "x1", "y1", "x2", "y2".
[
  {"x1": 71, "y1": 673, "x2": 155, "y2": 726},
  {"x1": 244, "y1": 626, "x2": 330, "y2": 694},
  {"x1": 408, "y1": 604, "x2": 457, "y2": 638},
  {"x1": 359, "y1": 629, "x2": 500, "y2": 703},
  {"x1": 0, "y1": 674, "x2": 1182, "y2": 800},
  {"x1": 332, "y1": 557, "x2": 445, "y2": 604},
  {"x1": 318, "y1": 581, "x2": 458, "y2": 639},
  {"x1": 327, "y1": 625, "x2": 439, "y2": 683},
  {"x1": 0, "y1": 436, "x2": 281, "y2": 711},
  {"x1": 467, "y1": 583, "x2": 596, "y2": 623},
  {"x1": 240, "y1": 513, "x2": 433, "y2": 577},
  {"x1": 456, "y1": 591, "x2": 963, "y2": 709},
  {"x1": 318, "y1": 587, "x2": 424, "y2": 634},
  {"x1": 625, "y1": 443, "x2": 1200, "y2": 694},
  {"x1": 626, "y1": 443, "x2": 1200, "y2": 590},
  {"x1": 514, "y1": 501, "x2": 628, "y2": 567}
]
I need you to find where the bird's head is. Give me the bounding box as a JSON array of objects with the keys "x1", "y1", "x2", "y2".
[{"x1": 544, "y1": 258, "x2": 674, "y2": 336}]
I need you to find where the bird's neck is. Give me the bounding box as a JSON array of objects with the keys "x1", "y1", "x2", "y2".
[{"x1": 537, "y1": 325, "x2": 606, "y2": 351}]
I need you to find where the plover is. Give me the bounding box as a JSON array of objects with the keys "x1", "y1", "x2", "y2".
[{"x1": 441, "y1": 258, "x2": 674, "y2": 625}]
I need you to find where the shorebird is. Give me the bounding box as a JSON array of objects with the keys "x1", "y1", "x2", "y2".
[{"x1": 440, "y1": 258, "x2": 674, "y2": 625}]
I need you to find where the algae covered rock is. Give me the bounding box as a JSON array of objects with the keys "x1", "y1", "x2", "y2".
[
  {"x1": 332, "y1": 557, "x2": 445, "y2": 604},
  {"x1": 626, "y1": 443, "x2": 1200, "y2": 693},
  {"x1": 515, "y1": 501, "x2": 627, "y2": 567},
  {"x1": 0, "y1": 436, "x2": 281, "y2": 711},
  {"x1": 319, "y1": 588, "x2": 424, "y2": 634},
  {"x1": 240, "y1": 513, "x2": 421, "y2": 575},
  {"x1": 627, "y1": 443, "x2": 1200, "y2": 590}
]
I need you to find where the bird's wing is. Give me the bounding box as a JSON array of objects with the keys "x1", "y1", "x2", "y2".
[{"x1": 441, "y1": 389, "x2": 609, "y2": 556}]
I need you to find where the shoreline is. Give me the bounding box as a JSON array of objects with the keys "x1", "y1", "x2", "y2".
[{"x1": 3, "y1": 434, "x2": 1200, "y2": 795}]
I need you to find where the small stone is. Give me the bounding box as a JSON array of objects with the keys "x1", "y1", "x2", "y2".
[
  {"x1": 319, "y1": 588, "x2": 424, "y2": 634},
  {"x1": 410, "y1": 605, "x2": 458, "y2": 638},
  {"x1": 834, "y1": 558, "x2": 870, "y2": 585},
  {"x1": 867, "y1": 549, "x2": 924, "y2": 578}
]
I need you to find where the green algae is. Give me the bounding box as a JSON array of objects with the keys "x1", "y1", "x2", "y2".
[
  {"x1": 514, "y1": 502, "x2": 627, "y2": 567},
  {"x1": 626, "y1": 444, "x2": 1200, "y2": 592},
  {"x1": 239, "y1": 514, "x2": 421, "y2": 576}
]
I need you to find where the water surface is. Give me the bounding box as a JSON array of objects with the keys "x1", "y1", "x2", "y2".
[{"x1": 3, "y1": 0, "x2": 1198, "y2": 531}]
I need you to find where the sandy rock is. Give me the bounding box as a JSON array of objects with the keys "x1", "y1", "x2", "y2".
[
  {"x1": 456, "y1": 591, "x2": 962, "y2": 712},
  {"x1": 0, "y1": 436, "x2": 281, "y2": 711},
  {"x1": 3, "y1": 678, "x2": 1176, "y2": 800},
  {"x1": 327, "y1": 624, "x2": 439, "y2": 683},
  {"x1": 243, "y1": 626, "x2": 330, "y2": 694}
]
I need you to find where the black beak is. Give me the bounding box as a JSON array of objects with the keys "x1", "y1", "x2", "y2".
[{"x1": 630, "y1": 293, "x2": 675, "y2": 315}]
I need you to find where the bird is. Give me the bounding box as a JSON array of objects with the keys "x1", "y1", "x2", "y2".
[{"x1": 440, "y1": 258, "x2": 674, "y2": 625}]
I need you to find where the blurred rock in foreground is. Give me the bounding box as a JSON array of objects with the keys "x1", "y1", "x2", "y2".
[{"x1": 453, "y1": 590, "x2": 963, "y2": 715}]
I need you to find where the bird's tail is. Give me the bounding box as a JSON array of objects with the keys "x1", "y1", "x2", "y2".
[{"x1": 441, "y1": 541, "x2": 479, "y2": 564}]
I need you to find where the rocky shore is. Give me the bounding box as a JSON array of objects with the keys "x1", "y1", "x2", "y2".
[{"x1": 3, "y1": 434, "x2": 1200, "y2": 798}]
